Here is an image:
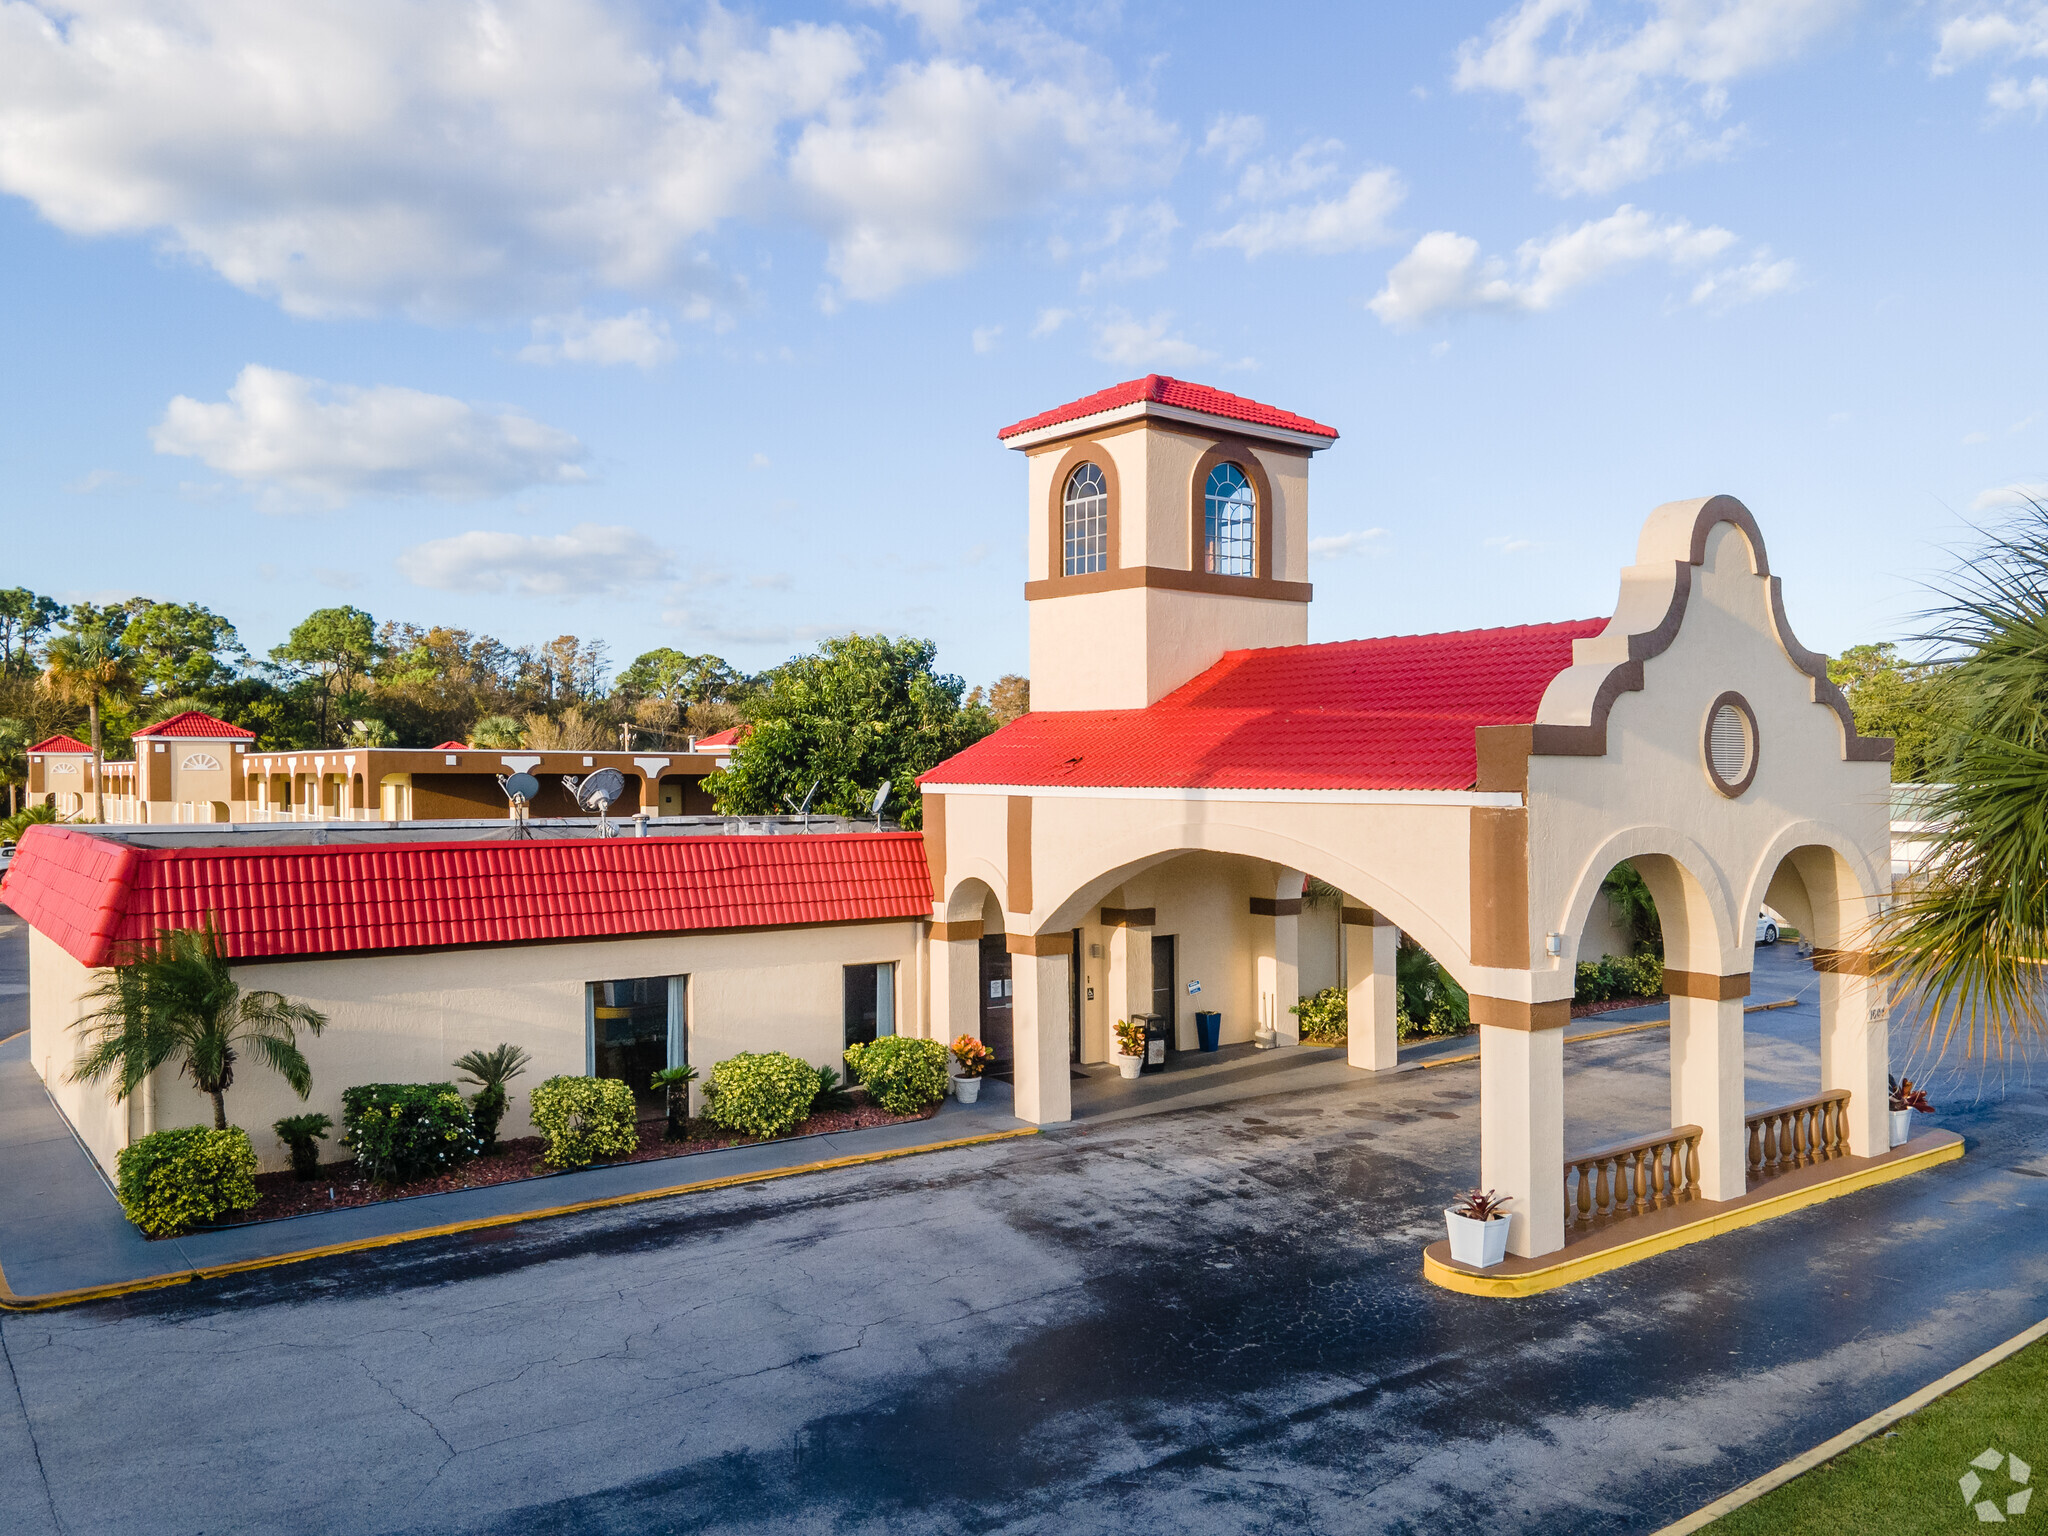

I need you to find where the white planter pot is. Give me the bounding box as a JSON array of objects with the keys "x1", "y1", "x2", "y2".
[
  {"x1": 1116, "y1": 1056, "x2": 1143, "y2": 1079},
  {"x1": 954, "y1": 1075, "x2": 982, "y2": 1104},
  {"x1": 1445, "y1": 1209, "x2": 1511, "y2": 1269},
  {"x1": 1890, "y1": 1107, "x2": 1912, "y2": 1147}
]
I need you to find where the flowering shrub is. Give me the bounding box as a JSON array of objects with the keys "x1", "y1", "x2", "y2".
[
  {"x1": 1114, "y1": 1018, "x2": 1147, "y2": 1057},
  {"x1": 529, "y1": 1076, "x2": 641, "y2": 1169},
  {"x1": 703, "y1": 1052, "x2": 819, "y2": 1139},
  {"x1": 341, "y1": 1083, "x2": 481, "y2": 1184},
  {"x1": 115, "y1": 1126, "x2": 258, "y2": 1237},
  {"x1": 844, "y1": 1037, "x2": 949, "y2": 1114},
  {"x1": 1289, "y1": 988, "x2": 1348, "y2": 1044},
  {"x1": 949, "y1": 1034, "x2": 994, "y2": 1079}
]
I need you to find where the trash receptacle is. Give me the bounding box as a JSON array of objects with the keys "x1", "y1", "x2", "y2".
[
  {"x1": 1142, "y1": 1012, "x2": 1171, "y2": 1072},
  {"x1": 1194, "y1": 1011, "x2": 1222, "y2": 1052}
]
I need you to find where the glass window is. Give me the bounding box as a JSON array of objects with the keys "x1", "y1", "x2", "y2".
[
  {"x1": 1204, "y1": 462, "x2": 1256, "y2": 577},
  {"x1": 587, "y1": 975, "x2": 684, "y2": 1119},
  {"x1": 1062, "y1": 463, "x2": 1109, "y2": 576},
  {"x1": 844, "y1": 962, "x2": 897, "y2": 1048}
]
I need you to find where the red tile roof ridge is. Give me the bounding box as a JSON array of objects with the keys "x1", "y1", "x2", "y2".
[
  {"x1": 998, "y1": 374, "x2": 1339, "y2": 441},
  {"x1": 29, "y1": 734, "x2": 93, "y2": 754},
  {"x1": 694, "y1": 726, "x2": 744, "y2": 747},
  {"x1": 134, "y1": 710, "x2": 257, "y2": 739},
  {"x1": 431, "y1": 741, "x2": 471, "y2": 750}
]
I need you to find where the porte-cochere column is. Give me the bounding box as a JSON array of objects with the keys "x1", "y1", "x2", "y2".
[
  {"x1": 1665, "y1": 968, "x2": 1751, "y2": 1201},
  {"x1": 1342, "y1": 906, "x2": 1398, "y2": 1071},
  {"x1": 1009, "y1": 935, "x2": 1073, "y2": 1125},
  {"x1": 1817, "y1": 951, "x2": 1890, "y2": 1157},
  {"x1": 1473, "y1": 995, "x2": 1568, "y2": 1258}
]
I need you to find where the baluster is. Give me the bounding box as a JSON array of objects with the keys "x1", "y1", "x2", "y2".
[
  {"x1": 1596, "y1": 1157, "x2": 1612, "y2": 1219},
  {"x1": 1686, "y1": 1133, "x2": 1700, "y2": 1193},
  {"x1": 1748, "y1": 1120, "x2": 1762, "y2": 1173},
  {"x1": 1576, "y1": 1161, "x2": 1592, "y2": 1221},
  {"x1": 1629, "y1": 1149, "x2": 1648, "y2": 1215}
]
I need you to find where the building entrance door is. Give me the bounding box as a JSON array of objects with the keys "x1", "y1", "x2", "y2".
[
  {"x1": 1151, "y1": 935, "x2": 1177, "y2": 1053},
  {"x1": 979, "y1": 934, "x2": 1014, "y2": 1065}
]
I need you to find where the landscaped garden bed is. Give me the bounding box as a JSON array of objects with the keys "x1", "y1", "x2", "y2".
[
  {"x1": 1569, "y1": 993, "x2": 1666, "y2": 1019},
  {"x1": 220, "y1": 1101, "x2": 938, "y2": 1227}
]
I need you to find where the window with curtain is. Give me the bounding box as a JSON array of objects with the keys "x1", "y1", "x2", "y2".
[
  {"x1": 1204, "y1": 462, "x2": 1256, "y2": 576},
  {"x1": 1062, "y1": 463, "x2": 1109, "y2": 575},
  {"x1": 844, "y1": 962, "x2": 897, "y2": 1048}
]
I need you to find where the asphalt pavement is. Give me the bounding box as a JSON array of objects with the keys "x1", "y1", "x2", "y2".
[{"x1": 0, "y1": 923, "x2": 2042, "y2": 1535}]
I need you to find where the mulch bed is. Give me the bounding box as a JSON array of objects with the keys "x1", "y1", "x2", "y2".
[
  {"x1": 228, "y1": 1102, "x2": 938, "y2": 1227},
  {"x1": 1570, "y1": 994, "x2": 1666, "y2": 1019}
]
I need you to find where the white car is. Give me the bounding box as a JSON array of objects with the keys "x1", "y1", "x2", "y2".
[
  {"x1": 0, "y1": 841, "x2": 12, "y2": 876},
  {"x1": 1755, "y1": 912, "x2": 1779, "y2": 945}
]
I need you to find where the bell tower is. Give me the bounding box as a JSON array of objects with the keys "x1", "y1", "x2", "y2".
[{"x1": 998, "y1": 374, "x2": 1338, "y2": 711}]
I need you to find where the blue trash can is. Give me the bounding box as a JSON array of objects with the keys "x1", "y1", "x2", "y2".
[{"x1": 1195, "y1": 1011, "x2": 1222, "y2": 1052}]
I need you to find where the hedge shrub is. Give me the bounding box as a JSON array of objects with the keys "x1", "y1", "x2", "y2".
[
  {"x1": 701, "y1": 1051, "x2": 819, "y2": 1139},
  {"x1": 1573, "y1": 951, "x2": 1666, "y2": 1005},
  {"x1": 1290, "y1": 987, "x2": 1348, "y2": 1044},
  {"x1": 341, "y1": 1083, "x2": 481, "y2": 1184},
  {"x1": 529, "y1": 1075, "x2": 640, "y2": 1169},
  {"x1": 115, "y1": 1126, "x2": 258, "y2": 1237},
  {"x1": 843, "y1": 1036, "x2": 949, "y2": 1115}
]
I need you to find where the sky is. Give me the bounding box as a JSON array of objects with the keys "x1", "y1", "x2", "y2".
[{"x1": 3, "y1": 0, "x2": 2046, "y2": 692}]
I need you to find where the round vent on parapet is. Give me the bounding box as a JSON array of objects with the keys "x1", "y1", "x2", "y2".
[{"x1": 1704, "y1": 693, "x2": 1759, "y2": 798}]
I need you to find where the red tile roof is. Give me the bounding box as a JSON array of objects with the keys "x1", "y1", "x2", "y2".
[
  {"x1": 432, "y1": 741, "x2": 471, "y2": 751},
  {"x1": 134, "y1": 710, "x2": 256, "y2": 740},
  {"x1": 921, "y1": 619, "x2": 1608, "y2": 793},
  {"x1": 29, "y1": 735, "x2": 93, "y2": 755},
  {"x1": 2, "y1": 825, "x2": 933, "y2": 968},
  {"x1": 998, "y1": 374, "x2": 1339, "y2": 442},
  {"x1": 695, "y1": 727, "x2": 743, "y2": 749}
]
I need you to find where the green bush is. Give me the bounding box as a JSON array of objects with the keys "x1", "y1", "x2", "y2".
[
  {"x1": 1573, "y1": 950, "x2": 1666, "y2": 1005},
  {"x1": 529, "y1": 1075, "x2": 641, "y2": 1169},
  {"x1": 115, "y1": 1126, "x2": 258, "y2": 1237},
  {"x1": 702, "y1": 1051, "x2": 820, "y2": 1139},
  {"x1": 843, "y1": 1036, "x2": 950, "y2": 1115},
  {"x1": 1290, "y1": 987, "x2": 1348, "y2": 1044},
  {"x1": 272, "y1": 1112, "x2": 333, "y2": 1181},
  {"x1": 1396, "y1": 945, "x2": 1470, "y2": 1038},
  {"x1": 341, "y1": 1083, "x2": 480, "y2": 1184}
]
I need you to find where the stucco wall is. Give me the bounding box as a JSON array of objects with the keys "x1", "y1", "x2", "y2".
[{"x1": 32, "y1": 919, "x2": 924, "y2": 1177}]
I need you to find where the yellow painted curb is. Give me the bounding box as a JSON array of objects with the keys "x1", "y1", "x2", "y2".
[
  {"x1": 1422, "y1": 1137, "x2": 1965, "y2": 1298},
  {"x1": 1652, "y1": 1312, "x2": 2048, "y2": 1534},
  {"x1": 0, "y1": 1126, "x2": 1040, "y2": 1313}
]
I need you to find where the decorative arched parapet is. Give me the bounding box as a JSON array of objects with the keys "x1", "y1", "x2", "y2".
[
  {"x1": 1523, "y1": 496, "x2": 1892, "y2": 767},
  {"x1": 1739, "y1": 819, "x2": 1888, "y2": 953},
  {"x1": 1553, "y1": 824, "x2": 1741, "y2": 976},
  {"x1": 939, "y1": 862, "x2": 1009, "y2": 927}
]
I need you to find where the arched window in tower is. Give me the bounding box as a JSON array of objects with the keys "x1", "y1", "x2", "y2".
[
  {"x1": 1062, "y1": 463, "x2": 1109, "y2": 576},
  {"x1": 1204, "y1": 462, "x2": 1256, "y2": 576}
]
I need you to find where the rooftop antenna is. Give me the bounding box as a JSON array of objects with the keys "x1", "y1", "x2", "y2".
[
  {"x1": 564, "y1": 767, "x2": 627, "y2": 836},
  {"x1": 782, "y1": 779, "x2": 820, "y2": 831},
  {"x1": 869, "y1": 779, "x2": 890, "y2": 831},
  {"x1": 496, "y1": 772, "x2": 541, "y2": 839}
]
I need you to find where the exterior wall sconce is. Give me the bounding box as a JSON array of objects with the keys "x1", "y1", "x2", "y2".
[{"x1": 1544, "y1": 933, "x2": 1566, "y2": 957}]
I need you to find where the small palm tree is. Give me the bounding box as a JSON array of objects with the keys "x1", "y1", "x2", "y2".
[
  {"x1": 454, "y1": 1043, "x2": 532, "y2": 1154},
  {"x1": 70, "y1": 920, "x2": 327, "y2": 1129},
  {"x1": 650, "y1": 1064, "x2": 697, "y2": 1141},
  {"x1": 40, "y1": 605, "x2": 134, "y2": 823}
]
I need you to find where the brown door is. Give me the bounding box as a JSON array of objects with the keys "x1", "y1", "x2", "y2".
[{"x1": 979, "y1": 934, "x2": 1014, "y2": 1064}]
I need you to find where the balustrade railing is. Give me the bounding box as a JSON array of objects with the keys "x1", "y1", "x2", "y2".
[
  {"x1": 1564, "y1": 1124, "x2": 1702, "y2": 1234},
  {"x1": 1745, "y1": 1090, "x2": 1849, "y2": 1182}
]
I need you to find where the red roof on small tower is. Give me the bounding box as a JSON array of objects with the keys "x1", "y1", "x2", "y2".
[
  {"x1": 695, "y1": 727, "x2": 744, "y2": 749},
  {"x1": 29, "y1": 735, "x2": 93, "y2": 755},
  {"x1": 921, "y1": 619, "x2": 1608, "y2": 793},
  {"x1": 432, "y1": 741, "x2": 471, "y2": 751},
  {"x1": 133, "y1": 710, "x2": 256, "y2": 740},
  {"x1": 998, "y1": 374, "x2": 1339, "y2": 443}
]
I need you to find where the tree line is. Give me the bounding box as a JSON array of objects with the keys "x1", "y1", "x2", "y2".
[{"x1": 0, "y1": 588, "x2": 1028, "y2": 828}]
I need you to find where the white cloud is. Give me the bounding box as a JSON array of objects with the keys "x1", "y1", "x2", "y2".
[
  {"x1": 1964, "y1": 430, "x2": 1992, "y2": 444},
  {"x1": 1233, "y1": 138, "x2": 1346, "y2": 203},
  {"x1": 971, "y1": 323, "x2": 1003, "y2": 353},
  {"x1": 1455, "y1": 0, "x2": 1854, "y2": 195},
  {"x1": 398, "y1": 522, "x2": 672, "y2": 595},
  {"x1": 1990, "y1": 73, "x2": 2048, "y2": 114},
  {"x1": 1934, "y1": 6, "x2": 2048, "y2": 72},
  {"x1": 1972, "y1": 480, "x2": 2048, "y2": 510},
  {"x1": 1201, "y1": 112, "x2": 1265, "y2": 166},
  {"x1": 854, "y1": 0, "x2": 978, "y2": 45},
  {"x1": 1688, "y1": 250, "x2": 1798, "y2": 307},
  {"x1": 1485, "y1": 535, "x2": 1539, "y2": 554},
  {"x1": 1368, "y1": 205, "x2": 1762, "y2": 327},
  {"x1": 1308, "y1": 529, "x2": 1389, "y2": 559},
  {"x1": 1080, "y1": 200, "x2": 1179, "y2": 288},
  {"x1": 151, "y1": 365, "x2": 588, "y2": 508},
  {"x1": 65, "y1": 469, "x2": 134, "y2": 494},
  {"x1": 1202, "y1": 169, "x2": 1406, "y2": 259},
  {"x1": 520, "y1": 309, "x2": 676, "y2": 368},
  {"x1": 1091, "y1": 310, "x2": 1213, "y2": 370},
  {"x1": 1032, "y1": 307, "x2": 1074, "y2": 336},
  {"x1": 0, "y1": 1, "x2": 1173, "y2": 318}
]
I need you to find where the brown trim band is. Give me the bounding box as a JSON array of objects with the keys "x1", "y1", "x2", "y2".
[
  {"x1": 1340, "y1": 906, "x2": 1392, "y2": 928},
  {"x1": 1024, "y1": 565, "x2": 1312, "y2": 603},
  {"x1": 1005, "y1": 932, "x2": 1074, "y2": 958},
  {"x1": 1100, "y1": 907, "x2": 1156, "y2": 928},
  {"x1": 1812, "y1": 948, "x2": 1874, "y2": 976},
  {"x1": 1470, "y1": 996, "x2": 1572, "y2": 1032},
  {"x1": 923, "y1": 792, "x2": 946, "y2": 895},
  {"x1": 1250, "y1": 897, "x2": 1304, "y2": 917},
  {"x1": 1006, "y1": 796, "x2": 1032, "y2": 914},
  {"x1": 931, "y1": 920, "x2": 983, "y2": 942},
  {"x1": 1663, "y1": 968, "x2": 1752, "y2": 1001},
  {"x1": 1469, "y1": 806, "x2": 1530, "y2": 969}
]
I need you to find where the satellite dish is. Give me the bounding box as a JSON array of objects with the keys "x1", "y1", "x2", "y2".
[
  {"x1": 570, "y1": 766, "x2": 627, "y2": 835},
  {"x1": 502, "y1": 772, "x2": 540, "y2": 803},
  {"x1": 869, "y1": 780, "x2": 891, "y2": 828}
]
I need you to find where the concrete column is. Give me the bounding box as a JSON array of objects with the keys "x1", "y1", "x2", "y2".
[
  {"x1": 928, "y1": 935, "x2": 980, "y2": 1051},
  {"x1": 1260, "y1": 870, "x2": 1304, "y2": 1045},
  {"x1": 1479, "y1": 1021, "x2": 1566, "y2": 1257},
  {"x1": 1011, "y1": 948, "x2": 1073, "y2": 1126},
  {"x1": 1668, "y1": 994, "x2": 1747, "y2": 1199},
  {"x1": 1820, "y1": 968, "x2": 1890, "y2": 1157},
  {"x1": 1345, "y1": 912, "x2": 1399, "y2": 1071},
  {"x1": 1107, "y1": 921, "x2": 1153, "y2": 1032}
]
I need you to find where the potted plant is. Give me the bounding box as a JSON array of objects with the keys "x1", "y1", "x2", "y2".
[
  {"x1": 949, "y1": 1034, "x2": 993, "y2": 1102},
  {"x1": 1889, "y1": 1076, "x2": 1933, "y2": 1146},
  {"x1": 1113, "y1": 1018, "x2": 1146, "y2": 1079},
  {"x1": 1445, "y1": 1187, "x2": 1512, "y2": 1269}
]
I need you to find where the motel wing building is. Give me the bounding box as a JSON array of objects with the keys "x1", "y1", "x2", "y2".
[{"x1": 6, "y1": 376, "x2": 1896, "y2": 1263}]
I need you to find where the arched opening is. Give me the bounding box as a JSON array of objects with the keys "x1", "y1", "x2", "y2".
[{"x1": 379, "y1": 773, "x2": 413, "y2": 822}]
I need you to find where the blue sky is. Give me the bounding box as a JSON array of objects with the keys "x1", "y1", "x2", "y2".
[{"x1": 3, "y1": 0, "x2": 2045, "y2": 690}]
